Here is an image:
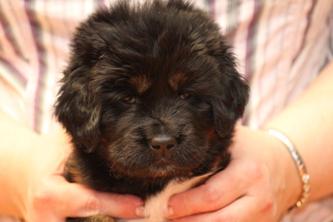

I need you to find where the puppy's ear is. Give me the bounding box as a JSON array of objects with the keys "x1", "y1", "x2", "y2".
[
  {"x1": 211, "y1": 46, "x2": 249, "y2": 137},
  {"x1": 55, "y1": 66, "x2": 101, "y2": 153}
]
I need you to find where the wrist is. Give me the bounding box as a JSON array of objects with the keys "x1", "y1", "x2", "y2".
[
  {"x1": 232, "y1": 126, "x2": 302, "y2": 213},
  {"x1": 268, "y1": 129, "x2": 310, "y2": 210},
  {"x1": 264, "y1": 129, "x2": 305, "y2": 212}
]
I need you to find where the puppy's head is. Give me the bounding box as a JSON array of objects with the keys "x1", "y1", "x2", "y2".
[{"x1": 55, "y1": 0, "x2": 248, "y2": 180}]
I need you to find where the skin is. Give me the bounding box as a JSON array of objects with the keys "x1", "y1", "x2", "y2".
[
  {"x1": 167, "y1": 61, "x2": 333, "y2": 221},
  {"x1": 0, "y1": 115, "x2": 143, "y2": 222}
]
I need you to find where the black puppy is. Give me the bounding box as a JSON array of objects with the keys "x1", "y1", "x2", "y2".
[{"x1": 55, "y1": 0, "x2": 249, "y2": 221}]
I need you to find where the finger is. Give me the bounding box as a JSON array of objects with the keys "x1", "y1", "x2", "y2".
[
  {"x1": 168, "y1": 160, "x2": 262, "y2": 219},
  {"x1": 172, "y1": 195, "x2": 273, "y2": 222},
  {"x1": 33, "y1": 176, "x2": 143, "y2": 219}
]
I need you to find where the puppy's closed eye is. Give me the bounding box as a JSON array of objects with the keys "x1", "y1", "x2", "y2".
[
  {"x1": 179, "y1": 91, "x2": 192, "y2": 100},
  {"x1": 121, "y1": 95, "x2": 137, "y2": 104}
]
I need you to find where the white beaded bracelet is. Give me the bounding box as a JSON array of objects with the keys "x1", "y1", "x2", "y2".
[{"x1": 267, "y1": 129, "x2": 310, "y2": 209}]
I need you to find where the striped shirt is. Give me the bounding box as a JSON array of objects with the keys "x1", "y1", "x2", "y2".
[{"x1": 0, "y1": 0, "x2": 332, "y2": 221}]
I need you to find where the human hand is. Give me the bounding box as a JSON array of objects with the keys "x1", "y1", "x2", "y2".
[
  {"x1": 26, "y1": 129, "x2": 143, "y2": 222},
  {"x1": 167, "y1": 125, "x2": 301, "y2": 222},
  {"x1": 29, "y1": 176, "x2": 143, "y2": 222}
]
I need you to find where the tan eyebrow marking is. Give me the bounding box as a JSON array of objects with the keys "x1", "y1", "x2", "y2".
[
  {"x1": 169, "y1": 72, "x2": 188, "y2": 91},
  {"x1": 129, "y1": 75, "x2": 151, "y2": 94}
]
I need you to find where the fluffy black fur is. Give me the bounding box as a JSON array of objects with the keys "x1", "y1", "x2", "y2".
[{"x1": 55, "y1": 0, "x2": 249, "y2": 221}]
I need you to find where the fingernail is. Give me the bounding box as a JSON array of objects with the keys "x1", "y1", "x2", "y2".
[{"x1": 136, "y1": 206, "x2": 146, "y2": 217}]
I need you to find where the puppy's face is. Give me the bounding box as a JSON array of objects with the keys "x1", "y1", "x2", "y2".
[
  {"x1": 92, "y1": 58, "x2": 226, "y2": 179},
  {"x1": 56, "y1": 0, "x2": 248, "y2": 181}
]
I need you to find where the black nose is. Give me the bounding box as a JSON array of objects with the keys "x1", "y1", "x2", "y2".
[{"x1": 150, "y1": 135, "x2": 177, "y2": 151}]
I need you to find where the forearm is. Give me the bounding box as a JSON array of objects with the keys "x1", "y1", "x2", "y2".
[
  {"x1": 0, "y1": 114, "x2": 36, "y2": 218},
  {"x1": 0, "y1": 113, "x2": 69, "y2": 219},
  {"x1": 266, "y1": 61, "x2": 333, "y2": 201}
]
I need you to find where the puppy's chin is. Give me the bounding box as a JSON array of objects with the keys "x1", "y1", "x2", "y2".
[
  {"x1": 110, "y1": 161, "x2": 198, "y2": 180},
  {"x1": 107, "y1": 150, "x2": 228, "y2": 180}
]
